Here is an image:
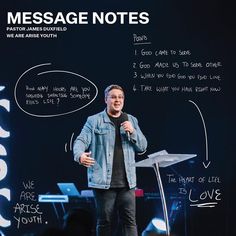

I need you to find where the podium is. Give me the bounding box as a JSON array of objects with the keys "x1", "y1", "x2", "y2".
[{"x1": 135, "y1": 150, "x2": 196, "y2": 236}]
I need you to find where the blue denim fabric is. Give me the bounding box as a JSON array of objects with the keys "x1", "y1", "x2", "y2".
[{"x1": 73, "y1": 110, "x2": 147, "y2": 189}]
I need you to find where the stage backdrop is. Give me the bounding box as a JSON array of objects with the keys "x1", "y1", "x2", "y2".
[{"x1": 0, "y1": 1, "x2": 235, "y2": 236}]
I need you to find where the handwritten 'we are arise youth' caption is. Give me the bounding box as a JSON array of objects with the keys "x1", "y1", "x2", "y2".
[{"x1": 13, "y1": 180, "x2": 45, "y2": 229}]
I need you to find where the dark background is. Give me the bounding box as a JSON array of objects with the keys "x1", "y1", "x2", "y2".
[{"x1": 0, "y1": 0, "x2": 235, "y2": 235}]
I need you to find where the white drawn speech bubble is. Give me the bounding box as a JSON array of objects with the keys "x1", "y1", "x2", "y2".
[{"x1": 14, "y1": 63, "x2": 98, "y2": 118}]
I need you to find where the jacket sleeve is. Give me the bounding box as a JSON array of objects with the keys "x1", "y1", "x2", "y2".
[
  {"x1": 73, "y1": 117, "x2": 93, "y2": 163},
  {"x1": 129, "y1": 115, "x2": 148, "y2": 154}
]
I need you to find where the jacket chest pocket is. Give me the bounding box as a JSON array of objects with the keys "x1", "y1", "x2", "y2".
[{"x1": 94, "y1": 128, "x2": 109, "y2": 145}]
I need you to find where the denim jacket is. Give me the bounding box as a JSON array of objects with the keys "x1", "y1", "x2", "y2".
[{"x1": 73, "y1": 110, "x2": 147, "y2": 189}]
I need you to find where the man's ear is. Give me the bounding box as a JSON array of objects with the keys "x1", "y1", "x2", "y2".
[{"x1": 104, "y1": 97, "x2": 107, "y2": 104}]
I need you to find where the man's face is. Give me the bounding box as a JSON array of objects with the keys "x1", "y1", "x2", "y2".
[{"x1": 105, "y1": 89, "x2": 124, "y2": 115}]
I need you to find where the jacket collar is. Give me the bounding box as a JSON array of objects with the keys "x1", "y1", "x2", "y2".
[
  {"x1": 102, "y1": 109, "x2": 111, "y2": 123},
  {"x1": 102, "y1": 109, "x2": 124, "y2": 123}
]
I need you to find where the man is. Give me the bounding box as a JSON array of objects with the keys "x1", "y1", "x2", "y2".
[{"x1": 73, "y1": 84, "x2": 147, "y2": 236}]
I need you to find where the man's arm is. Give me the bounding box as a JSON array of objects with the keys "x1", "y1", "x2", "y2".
[
  {"x1": 73, "y1": 117, "x2": 95, "y2": 167},
  {"x1": 126, "y1": 115, "x2": 148, "y2": 154}
]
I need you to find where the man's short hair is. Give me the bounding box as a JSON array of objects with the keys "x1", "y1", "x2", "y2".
[{"x1": 104, "y1": 85, "x2": 124, "y2": 98}]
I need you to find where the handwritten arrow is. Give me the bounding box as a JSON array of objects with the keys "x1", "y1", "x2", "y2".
[
  {"x1": 202, "y1": 161, "x2": 211, "y2": 169},
  {"x1": 189, "y1": 100, "x2": 211, "y2": 169}
]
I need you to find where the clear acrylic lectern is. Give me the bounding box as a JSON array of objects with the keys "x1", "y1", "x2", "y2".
[{"x1": 135, "y1": 150, "x2": 196, "y2": 236}]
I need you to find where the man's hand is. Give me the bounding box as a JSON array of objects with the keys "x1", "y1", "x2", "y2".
[
  {"x1": 121, "y1": 121, "x2": 134, "y2": 134},
  {"x1": 80, "y1": 152, "x2": 95, "y2": 167}
]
